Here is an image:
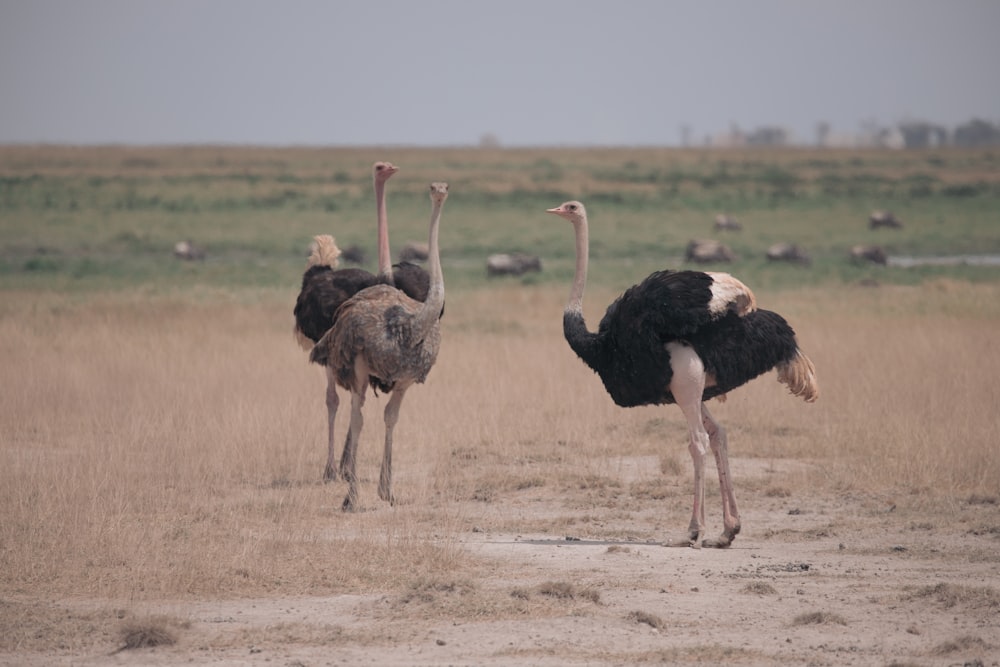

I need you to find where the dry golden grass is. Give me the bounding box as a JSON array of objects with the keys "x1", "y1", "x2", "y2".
[{"x1": 2, "y1": 280, "x2": 999, "y2": 656}]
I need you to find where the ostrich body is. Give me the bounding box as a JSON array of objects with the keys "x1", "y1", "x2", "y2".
[
  {"x1": 293, "y1": 161, "x2": 433, "y2": 481},
  {"x1": 547, "y1": 201, "x2": 818, "y2": 548},
  {"x1": 310, "y1": 182, "x2": 448, "y2": 510}
]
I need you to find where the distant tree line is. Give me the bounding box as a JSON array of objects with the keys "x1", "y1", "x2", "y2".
[
  {"x1": 700, "y1": 118, "x2": 1000, "y2": 149},
  {"x1": 891, "y1": 119, "x2": 1000, "y2": 148}
]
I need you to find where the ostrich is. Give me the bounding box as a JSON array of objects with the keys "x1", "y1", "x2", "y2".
[
  {"x1": 293, "y1": 161, "x2": 433, "y2": 482},
  {"x1": 546, "y1": 201, "x2": 818, "y2": 548},
  {"x1": 310, "y1": 182, "x2": 448, "y2": 510}
]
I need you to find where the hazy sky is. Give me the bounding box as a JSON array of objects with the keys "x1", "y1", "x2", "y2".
[{"x1": 1, "y1": 0, "x2": 998, "y2": 146}]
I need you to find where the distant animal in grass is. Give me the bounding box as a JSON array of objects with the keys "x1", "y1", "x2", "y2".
[
  {"x1": 850, "y1": 244, "x2": 888, "y2": 265},
  {"x1": 547, "y1": 200, "x2": 818, "y2": 548},
  {"x1": 173, "y1": 240, "x2": 205, "y2": 261},
  {"x1": 869, "y1": 210, "x2": 903, "y2": 229},
  {"x1": 713, "y1": 214, "x2": 743, "y2": 231},
  {"x1": 766, "y1": 242, "x2": 812, "y2": 266},
  {"x1": 399, "y1": 241, "x2": 429, "y2": 263},
  {"x1": 339, "y1": 244, "x2": 367, "y2": 265},
  {"x1": 685, "y1": 239, "x2": 736, "y2": 263},
  {"x1": 310, "y1": 183, "x2": 449, "y2": 510},
  {"x1": 486, "y1": 252, "x2": 543, "y2": 277}
]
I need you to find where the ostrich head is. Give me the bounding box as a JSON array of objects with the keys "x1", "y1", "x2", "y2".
[
  {"x1": 546, "y1": 201, "x2": 587, "y2": 225},
  {"x1": 373, "y1": 161, "x2": 399, "y2": 183},
  {"x1": 429, "y1": 181, "x2": 449, "y2": 203}
]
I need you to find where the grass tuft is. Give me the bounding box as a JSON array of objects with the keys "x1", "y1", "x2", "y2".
[
  {"x1": 906, "y1": 583, "x2": 1000, "y2": 610},
  {"x1": 930, "y1": 634, "x2": 991, "y2": 656},
  {"x1": 792, "y1": 611, "x2": 847, "y2": 626},
  {"x1": 116, "y1": 616, "x2": 180, "y2": 651},
  {"x1": 627, "y1": 610, "x2": 666, "y2": 630},
  {"x1": 741, "y1": 581, "x2": 778, "y2": 595},
  {"x1": 536, "y1": 581, "x2": 601, "y2": 604}
]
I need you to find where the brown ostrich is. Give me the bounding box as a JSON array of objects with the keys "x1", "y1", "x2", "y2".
[
  {"x1": 310, "y1": 182, "x2": 448, "y2": 510},
  {"x1": 547, "y1": 200, "x2": 818, "y2": 548},
  {"x1": 293, "y1": 161, "x2": 433, "y2": 482}
]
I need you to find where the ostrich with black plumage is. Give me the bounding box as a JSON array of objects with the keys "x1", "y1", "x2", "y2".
[
  {"x1": 547, "y1": 200, "x2": 818, "y2": 548},
  {"x1": 293, "y1": 161, "x2": 433, "y2": 482}
]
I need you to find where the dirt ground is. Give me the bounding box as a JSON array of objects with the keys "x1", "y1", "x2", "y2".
[{"x1": 4, "y1": 456, "x2": 998, "y2": 667}]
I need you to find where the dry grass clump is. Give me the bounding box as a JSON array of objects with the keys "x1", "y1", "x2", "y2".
[
  {"x1": 905, "y1": 582, "x2": 1000, "y2": 610},
  {"x1": 792, "y1": 611, "x2": 848, "y2": 626},
  {"x1": 629, "y1": 645, "x2": 765, "y2": 664},
  {"x1": 115, "y1": 615, "x2": 182, "y2": 651},
  {"x1": 741, "y1": 581, "x2": 778, "y2": 595},
  {"x1": 0, "y1": 600, "x2": 119, "y2": 653},
  {"x1": 397, "y1": 577, "x2": 477, "y2": 605},
  {"x1": 627, "y1": 610, "x2": 666, "y2": 630},
  {"x1": 536, "y1": 581, "x2": 601, "y2": 604},
  {"x1": 930, "y1": 634, "x2": 991, "y2": 656},
  {"x1": 389, "y1": 577, "x2": 606, "y2": 622},
  {"x1": 605, "y1": 545, "x2": 632, "y2": 554}
]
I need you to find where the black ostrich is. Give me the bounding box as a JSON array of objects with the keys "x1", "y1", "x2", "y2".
[
  {"x1": 294, "y1": 161, "x2": 434, "y2": 482},
  {"x1": 547, "y1": 201, "x2": 818, "y2": 548}
]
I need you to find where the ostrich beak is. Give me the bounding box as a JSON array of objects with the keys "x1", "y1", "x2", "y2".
[{"x1": 546, "y1": 207, "x2": 562, "y2": 215}]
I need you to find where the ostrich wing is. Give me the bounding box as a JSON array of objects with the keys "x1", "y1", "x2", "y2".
[
  {"x1": 598, "y1": 270, "x2": 723, "y2": 340},
  {"x1": 294, "y1": 266, "x2": 378, "y2": 343},
  {"x1": 588, "y1": 270, "x2": 755, "y2": 408},
  {"x1": 311, "y1": 285, "x2": 440, "y2": 390}
]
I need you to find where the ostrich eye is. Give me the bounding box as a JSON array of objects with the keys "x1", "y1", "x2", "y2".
[
  {"x1": 568, "y1": 204, "x2": 577, "y2": 211},
  {"x1": 376, "y1": 164, "x2": 384, "y2": 171}
]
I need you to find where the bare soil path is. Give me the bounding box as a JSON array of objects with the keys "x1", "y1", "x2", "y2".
[{"x1": 5, "y1": 457, "x2": 998, "y2": 666}]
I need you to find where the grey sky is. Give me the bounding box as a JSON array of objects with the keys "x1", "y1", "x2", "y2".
[{"x1": 1, "y1": 0, "x2": 998, "y2": 146}]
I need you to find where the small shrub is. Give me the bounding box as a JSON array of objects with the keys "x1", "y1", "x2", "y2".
[
  {"x1": 537, "y1": 581, "x2": 600, "y2": 604},
  {"x1": 627, "y1": 610, "x2": 666, "y2": 630},
  {"x1": 931, "y1": 634, "x2": 990, "y2": 656},
  {"x1": 792, "y1": 611, "x2": 847, "y2": 626},
  {"x1": 117, "y1": 616, "x2": 179, "y2": 651},
  {"x1": 741, "y1": 581, "x2": 777, "y2": 595}
]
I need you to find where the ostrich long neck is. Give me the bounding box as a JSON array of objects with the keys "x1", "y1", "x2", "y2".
[
  {"x1": 411, "y1": 197, "x2": 445, "y2": 335},
  {"x1": 375, "y1": 177, "x2": 393, "y2": 282},
  {"x1": 563, "y1": 216, "x2": 601, "y2": 368},
  {"x1": 567, "y1": 217, "x2": 589, "y2": 315}
]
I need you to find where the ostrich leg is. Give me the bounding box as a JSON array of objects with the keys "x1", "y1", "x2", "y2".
[
  {"x1": 675, "y1": 409, "x2": 709, "y2": 548},
  {"x1": 664, "y1": 343, "x2": 708, "y2": 547},
  {"x1": 340, "y1": 386, "x2": 366, "y2": 511},
  {"x1": 323, "y1": 367, "x2": 340, "y2": 482},
  {"x1": 378, "y1": 384, "x2": 411, "y2": 505},
  {"x1": 702, "y1": 403, "x2": 740, "y2": 548}
]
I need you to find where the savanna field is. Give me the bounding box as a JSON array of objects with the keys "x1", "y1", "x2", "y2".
[{"x1": 2, "y1": 145, "x2": 999, "y2": 666}]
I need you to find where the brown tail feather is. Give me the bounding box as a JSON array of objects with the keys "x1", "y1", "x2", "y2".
[
  {"x1": 308, "y1": 334, "x2": 332, "y2": 367},
  {"x1": 777, "y1": 350, "x2": 819, "y2": 403},
  {"x1": 293, "y1": 324, "x2": 314, "y2": 352},
  {"x1": 307, "y1": 235, "x2": 341, "y2": 269}
]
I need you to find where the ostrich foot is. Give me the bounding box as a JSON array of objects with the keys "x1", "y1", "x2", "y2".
[
  {"x1": 377, "y1": 481, "x2": 396, "y2": 506},
  {"x1": 323, "y1": 464, "x2": 338, "y2": 483},
  {"x1": 341, "y1": 492, "x2": 359, "y2": 512},
  {"x1": 702, "y1": 526, "x2": 740, "y2": 549},
  {"x1": 664, "y1": 529, "x2": 702, "y2": 548},
  {"x1": 701, "y1": 534, "x2": 734, "y2": 549}
]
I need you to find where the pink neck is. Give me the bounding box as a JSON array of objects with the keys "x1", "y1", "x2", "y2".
[
  {"x1": 567, "y1": 218, "x2": 589, "y2": 314},
  {"x1": 413, "y1": 198, "x2": 445, "y2": 334},
  {"x1": 375, "y1": 178, "x2": 393, "y2": 279}
]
